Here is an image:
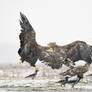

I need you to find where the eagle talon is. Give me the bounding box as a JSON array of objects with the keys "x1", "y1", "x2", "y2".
[{"x1": 44, "y1": 61, "x2": 50, "y2": 66}]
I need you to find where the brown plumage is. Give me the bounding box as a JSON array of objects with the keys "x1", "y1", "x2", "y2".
[
  {"x1": 18, "y1": 12, "x2": 39, "y2": 67},
  {"x1": 18, "y1": 13, "x2": 92, "y2": 79},
  {"x1": 41, "y1": 41, "x2": 92, "y2": 69},
  {"x1": 59, "y1": 62, "x2": 90, "y2": 87},
  {"x1": 61, "y1": 62, "x2": 89, "y2": 77}
]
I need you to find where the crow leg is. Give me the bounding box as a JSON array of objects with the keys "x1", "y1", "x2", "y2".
[
  {"x1": 56, "y1": 76, "x2": 70, "y2": 86},
  {"x1": 25, "y1": 66, "x2": 39, "y2": 79},
  {"x1": 56, "y1": 80, "x2": 66, "y2": 87},
  {"x1": 72, "y1": 77, "x2": 81, "y2": 88},
  {"x1": 61, "y1": 76, "x2": 70, "y2": 86},
  {"x1": 57, "y1": 76, "x2": 69, "y2": 83}
]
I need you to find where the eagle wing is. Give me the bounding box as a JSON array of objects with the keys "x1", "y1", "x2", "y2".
[{"x1": 18, "y1": 12, "x2": 38, "y2": 66}]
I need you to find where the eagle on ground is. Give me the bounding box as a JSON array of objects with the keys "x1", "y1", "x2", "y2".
[
  {"x1": 18, "y1": 13, "x2": 92, "y2": 84},
  {"x1": 59, "y1": 62, "x2": 90, "y2": 87}
]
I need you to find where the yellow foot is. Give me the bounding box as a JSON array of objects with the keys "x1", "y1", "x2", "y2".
[
  {"x1": 44, "y1": 61, "x2": 50, "y2": 66},
  {"x1": 35, "y1": 66, "x2": 39, "y2": 71}
]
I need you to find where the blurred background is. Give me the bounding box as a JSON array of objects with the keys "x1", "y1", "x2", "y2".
[{"x1": 0, "y1": 0, "x2": 92, "y2": 64}]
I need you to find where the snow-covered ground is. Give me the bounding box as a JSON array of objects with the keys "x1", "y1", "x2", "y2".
[{"x1": 0, "y1": 62, "x2": 92, "y2": 91}]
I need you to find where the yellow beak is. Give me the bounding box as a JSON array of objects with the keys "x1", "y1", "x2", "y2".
[{"x1": 49, "y1": 48, "x2": 53, "y2": 52}]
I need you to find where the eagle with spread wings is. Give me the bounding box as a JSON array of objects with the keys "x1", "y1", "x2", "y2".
[{"x1": 18, "y1": 13, "x2": 92, "y2": 84}]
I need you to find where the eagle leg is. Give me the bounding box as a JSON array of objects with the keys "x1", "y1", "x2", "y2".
[{"x1": 25, "y1": 66, "x2": 39, "y2": 79}]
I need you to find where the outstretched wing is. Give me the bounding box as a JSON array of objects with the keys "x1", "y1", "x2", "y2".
[
  {"x1": 19, "y1": 12, "x2": 36, "y2": 47},
  {"x1": 18, "y1": 12, "x2": 38, "y2": 66}
]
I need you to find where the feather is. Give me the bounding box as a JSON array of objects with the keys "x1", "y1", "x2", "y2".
[{"x1": 18, "y1": 13, "x2": 92, "y2": 79}]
